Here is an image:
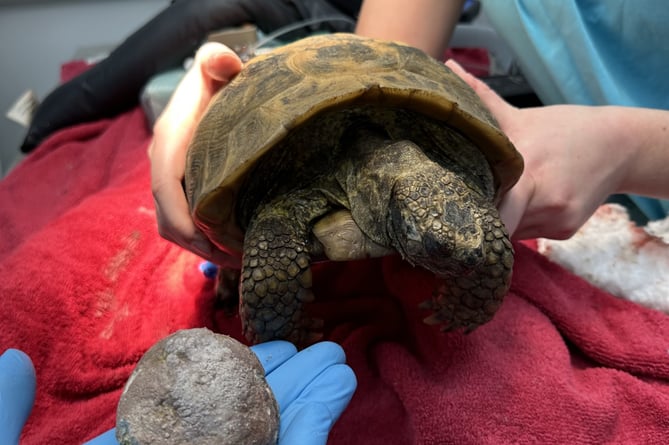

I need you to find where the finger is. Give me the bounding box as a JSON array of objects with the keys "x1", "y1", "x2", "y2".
[
  {"x1": 445, "y1": 58, "x2": 488, "y2": 95},
  {"x1": 286, "y1": 364, "x2": 356, "y2": 422},
  {"x1": 198, "y1": 41, "x2": 244, "y2": 87},
  {"x1": 152, "y1": 186, "x2": 240, "y2": 266},
  {"x1": 151, "y1": 175, "x2": 216, "y2": 257},
  {"x1": 445, "y1": 59, "x2": 516, "y2": 126},
  {"x1": 148, "y1": 43, "x2": 242, "y2": 266},
  {"x1": 498, "y1": 172, "x2": 535, "y2": 239},
  {"x1": 0, "y1": 349, "x2": 36, "y2": 445},
  {"x1": 266, "y1": 342, "x2": 346, "y2": 412},
  {"x1": 82, "y1": 428, "x2": 119, "y2": 445},
  {"x1": 250, "y1": 341, "x2": 298, "y2": 375},
  {"x1": 280, "y1": 403, "x2": 330, "y2": 445},
  {"x1": 154, "y1": 42, "x2": 242, "y2": 135},
  {"x1": 279, "y1": 365, "x2": 357, "y2": 444},
  {"x1": 149, "y1": 44, "x2": 241, "y2": 163}
]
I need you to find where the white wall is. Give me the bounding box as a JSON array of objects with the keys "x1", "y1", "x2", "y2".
[{"x1": 0, "y1": 0, "x2": 169, "y2": 176}]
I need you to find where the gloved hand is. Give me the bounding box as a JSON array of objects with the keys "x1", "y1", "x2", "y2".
[
  {"x1": 0, "y1": 341, "x2": 356, "y2": 445},
  {"x1": 252, "y1": 340, "x2": 357, "y2": 444},
  {"x1": 0, "y1": 349, "x2": 36, "y2": 445}
]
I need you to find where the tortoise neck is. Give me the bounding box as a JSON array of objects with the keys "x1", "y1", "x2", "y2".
[{"x1": 340, "y1": 121, "x2": 391, "y2": 151}]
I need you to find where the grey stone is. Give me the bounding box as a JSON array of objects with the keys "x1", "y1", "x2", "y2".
[{"x1": 116, "y1": 328, "x2": 279, "y2": 445}]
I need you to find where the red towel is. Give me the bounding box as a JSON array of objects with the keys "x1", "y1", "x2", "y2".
[{"x1": 2, "y1": 108, "x2": 669, "y2": 444}]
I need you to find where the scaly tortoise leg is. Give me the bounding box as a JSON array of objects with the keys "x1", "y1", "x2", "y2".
[
  {"x1": 422, "y1": 210, "x2": 513, "y2": 332},
  {"x1": 388, "y1": 172, "x2": 514, "y2": 332},
  {"x1": 240, "y1": 190, "x2": 331, "y2": 345}
]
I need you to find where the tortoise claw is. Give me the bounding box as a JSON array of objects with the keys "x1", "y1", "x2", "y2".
[
  {"x1": 422, "y1": 313, "x2": 442, "y2": 326},
  {"x1": 419, "y1": 299, "x2": 435, "y2": 310}
]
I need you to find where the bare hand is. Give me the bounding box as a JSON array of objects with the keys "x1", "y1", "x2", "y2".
[
  {"x1": 445, "y1": 59, "x2": 629, "y2": 240},
  {"x1": 149, "y1": 43, "x2": 243, "y2": 266}
]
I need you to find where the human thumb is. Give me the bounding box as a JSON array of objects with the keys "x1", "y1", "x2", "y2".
[
  {"x1": 0, "y1": 349, "x2": 36, "y2": 445},
  {"x1": 195, "y1": 41, "x2": 243, "y2": 86}
]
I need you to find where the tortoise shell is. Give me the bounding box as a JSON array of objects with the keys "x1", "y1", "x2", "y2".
[{"x1": 185, "y1": 33, "x2": 523, "y2": 252}]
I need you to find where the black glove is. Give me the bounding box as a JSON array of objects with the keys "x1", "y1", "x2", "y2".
[{"x1": 21, "y1": 0, "x2": 356, "y2": 153}]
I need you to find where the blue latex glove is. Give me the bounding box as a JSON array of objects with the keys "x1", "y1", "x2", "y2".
[
  {"x1": 0, "y1": 349, "x2": 36, "y2": 445},
  {"x1": 0, "y1": 341, "x2": 356, "y2": 445}
]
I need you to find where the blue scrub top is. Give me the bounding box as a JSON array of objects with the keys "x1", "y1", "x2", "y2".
[
  {"x1": 483, "y1": 0, "x2": 669, "y2": 108},
  {"x1": 483, "y1": 0, "x2": 669, "y2": 218}
]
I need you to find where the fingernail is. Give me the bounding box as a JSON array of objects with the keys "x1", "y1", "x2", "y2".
[
  {"x1": 445, "y1": 58, "x2": 461, "y2": 68},
  {"x1": 445, "y1": 59, "x2": 466, "y2": 75}
]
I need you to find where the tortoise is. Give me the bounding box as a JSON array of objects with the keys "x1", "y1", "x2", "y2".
[{"x1": 185, "y1": 33, "x2": 523, "y2": 345}]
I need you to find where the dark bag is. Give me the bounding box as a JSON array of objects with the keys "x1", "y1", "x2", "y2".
[{"x1": 21, "y1": 0, "x2": 359, "y2": 152}]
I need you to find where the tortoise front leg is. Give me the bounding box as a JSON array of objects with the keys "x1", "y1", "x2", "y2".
[
  {"x1": 240, "y1": 190, "x2": 331, "y2": 345},
  {"x1": 421, "y1": 208, "x2": 514, "y2": 332},
  {"x1": 388, "y1": 171, "x2": 514, "y2": 332}
]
